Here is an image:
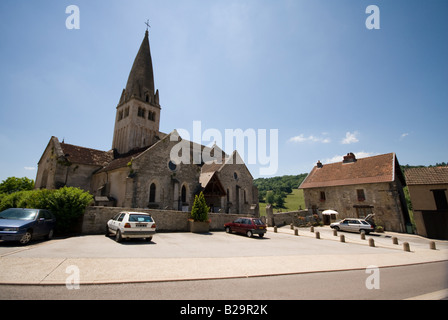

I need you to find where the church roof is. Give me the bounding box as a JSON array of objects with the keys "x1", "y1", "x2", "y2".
[
  {"x1": 299, "y1": 153, "x2": 405, "y2": 189},
  {"x1": 59, "y1": 140, "x2": 113, "y2": 167},
  {"x1": 122, "y1": 30, "x2": 155, "y2": 103}
]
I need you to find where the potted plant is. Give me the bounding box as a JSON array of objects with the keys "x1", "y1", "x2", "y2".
[{"x1": 189, "y1": 192, "x2": 210, "y2": 233}]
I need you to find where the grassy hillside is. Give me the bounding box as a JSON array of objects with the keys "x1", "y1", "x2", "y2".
[{"x1": 259, "y1": 188, "x2": 305, "y2": 217}]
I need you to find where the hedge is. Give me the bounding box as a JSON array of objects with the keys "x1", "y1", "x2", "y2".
[{"x1": 0, "y1": 187, "x2": 93, "y2": 234}]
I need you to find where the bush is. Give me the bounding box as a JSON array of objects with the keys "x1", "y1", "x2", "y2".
[
  {"x1": 47, "y1": 187, "x2": 93, "y2": 234},
  {"x1": 190, "y1": 192, "x2": 209, "y2": 222},
  {"x1": 0, "y1": 187, "x2": 93, "y2": 235}
]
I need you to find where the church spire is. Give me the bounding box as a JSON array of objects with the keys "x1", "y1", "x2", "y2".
[
  {"x1": 112, "y1": 27, "x2": 161, "y2": 155},
  {"x1": 121, "y1": 29, "x2": 156, "y2": 105}
]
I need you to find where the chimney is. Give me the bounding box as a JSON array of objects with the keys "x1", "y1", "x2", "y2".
[
  {"x1": 343, "y1": 153, "x2": 357, "y2": 163},
  {"x1": 317, "y1": 160, "x2": 323, "y2": 168}
]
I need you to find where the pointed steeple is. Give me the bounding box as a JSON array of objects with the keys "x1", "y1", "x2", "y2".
[
  {"x1": 112, "y1": 29, "x2": 161, "y2": 155},
  {"x1": 121, "y1": 30, "x2": 157, "y2": 105}
]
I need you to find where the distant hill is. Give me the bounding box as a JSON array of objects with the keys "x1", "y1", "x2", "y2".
[
  {"x1": 253, "y1": 174, "x2": 307, "y2": 195},
  {"x1": 253, "y1": 174, "x2": 308, "y2": 209}
]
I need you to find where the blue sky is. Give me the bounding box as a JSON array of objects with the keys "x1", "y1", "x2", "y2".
[{"x1": 0, "y1": 0, "x2": 447, "y2": 182}]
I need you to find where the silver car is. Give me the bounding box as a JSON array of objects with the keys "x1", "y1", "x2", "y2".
[
  {"x1": 330, "y1": 218, "x2": 374, "y2": 234},
  {"x1": 106, "y1": 211, "x2": 156, "y2": 242}
]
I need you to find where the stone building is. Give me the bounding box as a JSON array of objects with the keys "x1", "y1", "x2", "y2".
[
  {"x1": 405, "y1": 167, "x2": 448, "y2": 239},
  {"x1": 299, "y1": 152, "x2": 411, "y2": 233},
  {"x1": 35, "y1": 30, "x2": 258, "y2": 215}
]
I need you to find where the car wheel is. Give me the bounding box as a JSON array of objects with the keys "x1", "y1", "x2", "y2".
[
  {"x1": 105, "y1": 225, "x2": 110, "y2": 237},
  {"x1": 19, "y1": 231, "x2": 32, "y2": 245},
  {"x1": 334, "y1": 226, "x2": 340, "y2": 231},
  {"x1": 46, "y1": 229, "x2": 54, "y2": 240},
  {"x1": 146, "y1": 236, "x2": 152, "y2": 242},
  {"x1": 115, "y1": 230, "x2": 122, "y2": 243},
  {"x1": 246, "y1": 230, "x2": 253, "y2": 238},
  {"x1": 258, "y1": 233, "x2": 264, "y2": 238},
  {"x1": 225, "y1": 227, "x2": 231, "y2": 233}
]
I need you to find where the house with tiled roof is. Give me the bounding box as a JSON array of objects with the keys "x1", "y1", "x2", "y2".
[
  {"x1": 35, "y1": 30, "x2": 258, "y2": 215},
  {"x1": 404, "y1": 167, "x2": 448, "y2": 239},
  {"x1": 299, "y1": 152, "x2": 411, "y2": 233}
]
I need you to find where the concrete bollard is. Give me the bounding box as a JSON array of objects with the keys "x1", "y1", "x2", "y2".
[
  {"x1": 340, "y1": 234, "x2": 345, "y2": 243},
  {"x1": 360, "y1": 231, "x2": 366, "y2": 240},
  {"x1": 315, "y1": 231, "x2": 320, "y2": 239},
  {"x1": 429, "y1": 241, "x2": 436, "y2": 250},
  {"x1": 403, "y1": 242, "x2": 411, "y2": 252},
  {"x1": 368, "y1": 238, "x2": 375, "y2": 247},
  {"x1": 290, "y1": 223, "x2": 294, "y2": 230},
  {"x1": 392, "y1": 237, "x2": 398, "y2": 245},
  {"x1": 310, "y1": 226, "x2": 314, "y2": 233},
  {"x1": 274, "y1": 226, "x2": 277, "y2": 233},
  {"x1": 294, "y1": 229, "x2": 299, "y2": 236},
  {"x1": 333, "y1": 229, "x2": 338, "y2": 236}
]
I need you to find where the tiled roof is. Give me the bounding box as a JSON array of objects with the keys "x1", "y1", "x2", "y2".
[
  {"x1": 405, "y1": 167, "x2": 448, "y2": 185},
  {"x1": 300, "y1": 153, "x2": 399, "y2": 189},
  {"x1": 60, "y1": 143, "x2": 113, "y2": 167}
]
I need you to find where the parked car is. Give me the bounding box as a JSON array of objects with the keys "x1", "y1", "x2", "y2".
[
  {"x1": 224, "y1": 217, "x2": 267, "y2": 238},
  {"x1": 0, "y1": 208, "x2": 56, "y2": 245},
  {"x1": 330, "y1": 218, "x2": 374, "y2": 234},
  {"x1": 106, "y1": 211, "x2": 156, "y2": 242}
]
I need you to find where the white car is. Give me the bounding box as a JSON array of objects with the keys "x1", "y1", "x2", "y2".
[
  {"x1": 106, "y1": 212, "x2": 156, "y2": 242},
  {"x1": 330, "y1": 218, "x2": 374, "y2": 234}
]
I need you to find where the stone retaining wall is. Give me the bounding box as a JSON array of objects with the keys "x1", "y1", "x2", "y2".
[{"x1": 82, "y1": 206, "x2": 255, "y2": 234}]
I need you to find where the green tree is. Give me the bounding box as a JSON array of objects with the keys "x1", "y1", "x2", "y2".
[
  {"x1": 191, "y1": 192, "x2": 209, "y2": 222},
  {"x1": 0, "y1": 177, "x2": 34, "y2": 194},
  {"x1": 274, "y1": 193, "x2": 286, "y2": 208},
  {"x1": 266, "y1": 191, "x2": 275, "y2": 205}
]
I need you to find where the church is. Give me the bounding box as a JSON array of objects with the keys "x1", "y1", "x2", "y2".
[{"x1": 35, "y1": 30, "x2": 259, "y2": 216}]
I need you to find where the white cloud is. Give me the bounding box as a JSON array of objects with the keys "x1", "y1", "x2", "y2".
[
  {"x1": 400, "y1": 133, "x2": 409, "y2": 140},
  {"x1": 341, "y1": 131, "x2": 359, "y2": 144},
  {"x1": 24, "y1": 167, "x2": 36, "y2": 171},
  {"x1": 289, "y1": 134, "x2": 331, "y2": 144}
]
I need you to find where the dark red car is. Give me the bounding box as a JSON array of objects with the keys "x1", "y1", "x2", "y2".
[{"x1": 224, "y1": 217, "x2": 267, "y2": 238}]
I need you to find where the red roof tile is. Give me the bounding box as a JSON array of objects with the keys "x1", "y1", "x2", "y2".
[
  {"x1": 300, "y1": 153, "x2": 400, "y2": 189},
  {"x1": 405, "y1": 167, "x2": 448, "y2": 185},
  {"x1": 60, "y1": 143, "x2": 113, "y2": 167}
]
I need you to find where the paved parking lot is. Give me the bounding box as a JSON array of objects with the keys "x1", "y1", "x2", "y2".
[
  {"x1": 0, "y1": 227, "x2": 428, "y2": 259},
  {"x1": 0, "y1": 226, "x2": 446, "y2": 285},
  {"x1": 1, "y1": 226, "x2": 447, "y2": 259}
]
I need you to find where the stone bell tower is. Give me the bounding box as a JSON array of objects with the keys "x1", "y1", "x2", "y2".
[{"x1": 112, "y1": 30, "x2": 161, "y2": 155}]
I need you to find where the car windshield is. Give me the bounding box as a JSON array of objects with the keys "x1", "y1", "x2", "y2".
[
  {"x1": 128, "y1": 214, "x2": 153, "y2": 222},
  {"x1": 0, "y1": 208, "x2": 38, "y2": 221},
  {"x1": 253, "y1": 219, "x2": 264, "y2": 225}
]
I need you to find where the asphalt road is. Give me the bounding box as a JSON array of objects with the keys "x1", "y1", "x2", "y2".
[{"x1": 1, "y1": 261, "x2": 447, "y2": 300}]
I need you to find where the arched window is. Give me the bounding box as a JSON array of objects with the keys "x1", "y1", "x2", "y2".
[
  {"x1": 181, "y1": 185, "x2": 187, "y2": 204},
  {"x1": 149, "y1": 183, "x2": 156, "y2": 203}
]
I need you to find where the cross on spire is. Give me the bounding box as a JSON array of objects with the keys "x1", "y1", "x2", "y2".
[{"x1": 145, "y1": 19, "x2": 151, "y2": 31}]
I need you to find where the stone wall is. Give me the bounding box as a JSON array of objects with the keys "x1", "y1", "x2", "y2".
[
  {"x1": 82, "y1": 206, "x2": 254, "y2": 234},
  {"x1": 265, "y1": 205, "x2": 312, "y2": 227}
]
